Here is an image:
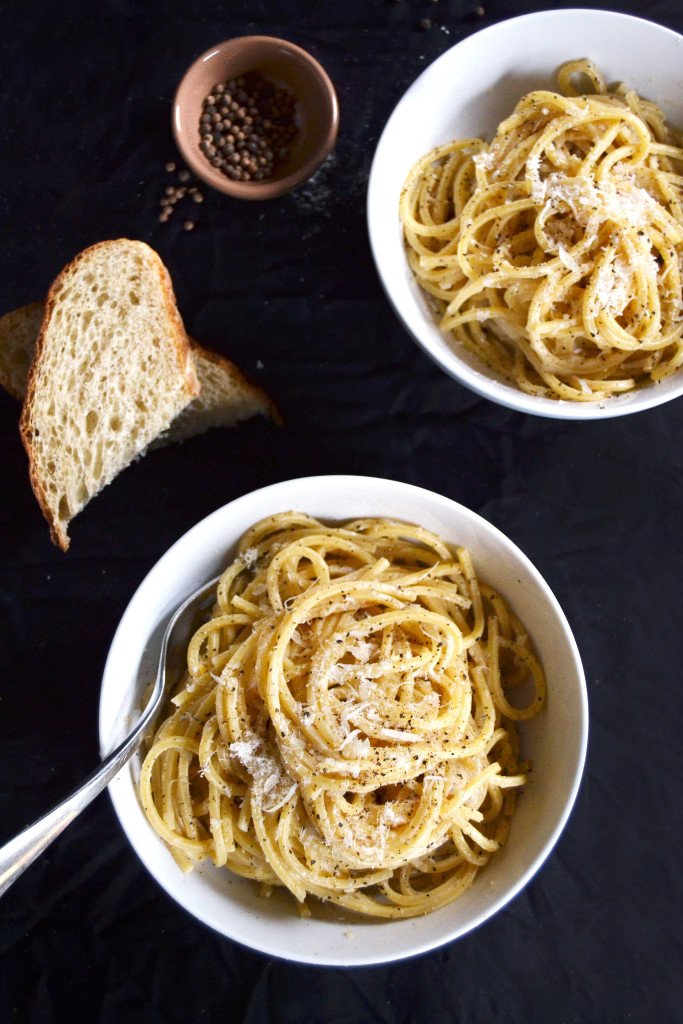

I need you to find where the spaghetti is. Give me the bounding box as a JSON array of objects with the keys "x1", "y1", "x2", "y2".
[
  {"x1": 400, "y1": 60, "x2": 683, "y2": 401},
  {"x1": 140, "y1": 511, "x2": 545, "y2": 918}
]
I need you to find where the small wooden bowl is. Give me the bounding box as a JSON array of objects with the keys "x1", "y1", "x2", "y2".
[{"x1": 173, "y1": 36, "x2": 339, "y2": 200}]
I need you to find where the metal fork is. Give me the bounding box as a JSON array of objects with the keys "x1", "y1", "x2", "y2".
[{"x1": 0, "y1": 573, "x2": 221, "y2": 897}]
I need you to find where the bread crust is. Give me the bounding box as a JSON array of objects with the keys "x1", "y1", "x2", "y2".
[
  {"x1": 187, "y1": 338, "x2": 282, "y2": 425},
  {"x1": 19, "y1": 239, "x2": 200, "y2": 550},
  {"x1": 0, "y1": 305, "x2": 279, "y2": 424},
  {"x1": 5, "y1": 242, "x2": 279, "y2": 549},
  {"x1": 0, "y1": 301, "x2": 46, "y2": 400},
  {"x1": 2, "y1": 304, "x2": 281, "y2": 439}
]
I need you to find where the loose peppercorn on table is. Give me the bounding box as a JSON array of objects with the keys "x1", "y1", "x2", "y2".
[{"x1": 0, "y1": 0, "x2": 681, "y2": 1021}]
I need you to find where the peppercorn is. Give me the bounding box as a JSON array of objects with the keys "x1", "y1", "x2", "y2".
[{"x1": 197, "y1": 69, "x2": 299, "y2": 183}]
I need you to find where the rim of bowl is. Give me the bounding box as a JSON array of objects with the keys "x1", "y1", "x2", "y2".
[
  {"x1": 367, "y1": 8, "x2": 683, "y2": 420},
  {"x1": 99, "y1": 474, "x2": 588, "y2": 966},
  {"x1": 173, "y1": 35, "x2": 339, "y2": 200}
]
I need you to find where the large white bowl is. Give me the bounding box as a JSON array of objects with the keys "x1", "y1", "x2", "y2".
[
  {"x1": 99, "y1": 475, "x2": 587, "y2": 965},
  {"x1": 367, "y1": 9, "x2": 683, "y2": 420}
]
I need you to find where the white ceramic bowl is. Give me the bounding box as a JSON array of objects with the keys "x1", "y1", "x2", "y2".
[
  {"x1": 368, "y1": 9, "x2": 683, "y2": 420},
  {"x1": 99, "y1": 475, "x2": 587, "y2": 965}
]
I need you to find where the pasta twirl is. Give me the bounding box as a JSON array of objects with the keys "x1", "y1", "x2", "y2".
[
  {"x1": 140, "y1": 512, "x2": 545, "y2": 918},
  {"x1": 400, "y1": 60, "x2": 683, "y2": 401}
]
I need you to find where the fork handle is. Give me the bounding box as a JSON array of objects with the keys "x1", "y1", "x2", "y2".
[{"x1": 0, "y1": 725, "x2": 145, "y2": 897}]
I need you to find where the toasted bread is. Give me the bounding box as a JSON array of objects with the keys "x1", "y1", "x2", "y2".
[{"x1": 19, "y1": 239, "x2": 200, "y2": 550}]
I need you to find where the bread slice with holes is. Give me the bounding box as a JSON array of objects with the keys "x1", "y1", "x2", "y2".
[
  {"x1": 1, "y1": 301, "x2": 279, "y2": 441},
  {"x1": 19, "y1": 239, "x2": 200, "y2": 551},
  {"x1": 0, "y1": 300, "x2": 44, "y2": 400},
  {"x1": 153, "y1": 339, "x2": 280, "y2": 445}
]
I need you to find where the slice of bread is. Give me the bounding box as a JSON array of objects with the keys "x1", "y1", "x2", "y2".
[
  {"x1": 0, "y1": 303, "x2": 278, "y2": 441},
  {"x1": 153, "y1": 340, "x2": 279, "y2": 446},
  {"x1": 19, "y1": 239, "x2": 200, "y2": 550},
  {"x1": 0, "y1": 300, "x2": 44, "y2": 400}
]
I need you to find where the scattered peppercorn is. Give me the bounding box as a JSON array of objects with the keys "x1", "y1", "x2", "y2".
[
  {"x1": 419, "y1": 17, "x2": 433, "y2": 29},
  {"x1": 198, "y1": 70, "x2": 299, "y2": 183},
  {"x1": 157, "y1": 162, "x2": 204, "y2": 226}
]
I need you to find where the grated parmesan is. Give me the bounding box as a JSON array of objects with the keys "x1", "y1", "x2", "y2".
[{"x1": 241, "y1": 547, "x2": 259, "y2": 568}]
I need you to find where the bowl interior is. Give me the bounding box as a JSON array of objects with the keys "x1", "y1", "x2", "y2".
[
  {"x1": 174, "y1": 36, "x2": 338, "y2": 197},
  {"x1": 367, "y1": 9, "x2": 683, "y2": 419},
  {"x1": 99, "y1": 475, "x2": 587, "y2": 966}
]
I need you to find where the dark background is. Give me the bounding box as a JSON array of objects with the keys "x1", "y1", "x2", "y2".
[{"x1": 1, "y1": 1, "x2": 681, "y2": 1021}]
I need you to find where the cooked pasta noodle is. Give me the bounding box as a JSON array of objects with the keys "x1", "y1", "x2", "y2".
[
  {"x1": 140, "y1": 511, "x2": 545, "y2": 918},
  {"x1": 400, "y1": 59, "x2": 683, "y2": 401}
]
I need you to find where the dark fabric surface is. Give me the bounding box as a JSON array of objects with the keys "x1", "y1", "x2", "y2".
[{"x1": 1, "y1": 1, "x2": 682, "y2": 1021}]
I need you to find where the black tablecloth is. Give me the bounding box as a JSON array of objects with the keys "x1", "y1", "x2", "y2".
[{"x1": 1, "y1": 1, "x2": 681, "y2": 1021}]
